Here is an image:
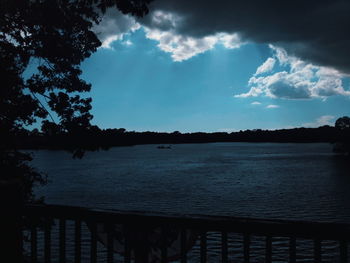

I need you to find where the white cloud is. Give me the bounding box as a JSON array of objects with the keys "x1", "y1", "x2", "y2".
[
  {"x1": 100, "y1": 35, "x2": 120, "y2": 49},
  {"x1": 219, "y1": 33, "x2": 242, "y2": 49},
  {"x1": 144, "y1": 27, "x2": 242, "y2": 61},
  {"x1": 144, "y1": 28, "x2": 215, "y2": 61},
  {"x1": 235, "y1": 46, "x2": 350, "y2": 99},
  {"x1": 266, "y1": 104, "x2": 279, "y2": 109},
  {"x1": 92, "y1": 9, "x2": 140, "y2": 49},
  {"x1": 303, "y1": 115, "x2": 335, "y2": 128},
  {"x1": 251, "y1": 101, "x2": 261, "y2": 105},
  {"x1": 254, "y1": 57, "x2": 276, "y2": 76}
]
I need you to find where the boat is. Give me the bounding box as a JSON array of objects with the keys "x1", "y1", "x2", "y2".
[{"x1": 157, "y1": 145, "x2": 172, "y2": 149}]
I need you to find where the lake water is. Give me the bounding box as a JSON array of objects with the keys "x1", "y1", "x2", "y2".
[
  {"x1": 29, "y1": 142, "x2": 350, "y2": 262},
  {"x1": 31, "y1": 142, "x2": 350, "y2": 223}
]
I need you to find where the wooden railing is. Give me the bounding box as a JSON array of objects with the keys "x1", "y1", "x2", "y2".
[{"x1": 23, "y1": 204, "x2": 350, "y2": 262}]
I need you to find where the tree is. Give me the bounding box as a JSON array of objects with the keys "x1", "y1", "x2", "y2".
[
  {"x1": 334, "y1": 116, "x2": 350, "y2": 155},
  {"x1": 335, "y1": 116, "x2": 350, "y2": 131},
  {"x1": 0, "y1": 0, "x2": 151, "y2": 202}
]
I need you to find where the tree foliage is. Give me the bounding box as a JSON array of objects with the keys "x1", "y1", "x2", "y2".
[
  {"x1": 335, "y1": 116, "x2": 350, "y2": 131},
  {"x1": 334, "y1": 116, "x2": 350, "y2": 155},
  {"x1": 0, "y1": 0, "x2": 151, "y2": 202}
]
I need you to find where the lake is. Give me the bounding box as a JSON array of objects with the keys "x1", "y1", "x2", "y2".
[{"x1": 31, "y1": 142, "x2": 350, "y2": 223}]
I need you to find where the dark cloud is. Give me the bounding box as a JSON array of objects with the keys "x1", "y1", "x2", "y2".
[
  {"x1": 268, "y1": 81, "x2": 312, "y2": 99},
  {"x1": 139, "y1": 0, "x2": 350, "y2": 73}
]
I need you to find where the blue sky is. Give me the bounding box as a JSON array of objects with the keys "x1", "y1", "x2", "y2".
[{"x1": 80, "y1": 26, "x2": 350, "y2": 132}]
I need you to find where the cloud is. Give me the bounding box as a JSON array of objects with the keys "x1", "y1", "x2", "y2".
[
  {"x1": 140, "y1": 10, "x2": 242, "y2": 61},
  {"x1": 137, "y1": 0, "x2": 350, "y2": 73},
  {"x1": 94, "y1": 2, "x2": 350, "y2": 75},
  {"x1": 144, "y1": 28, "x2": 242, "y2": 61},
  {"x1": 235, "y1": 46, "x2": 350, "y2": 100},
  {"x1": 254, "y1": 58, "x2": 276, "y2": 76},
  {"x1": 95, "y1": 8, "x2": 243, "y2": 59},
  {"x1": 142, "y1": 10, "x2": 242, "y2": 61},
  {"x1": 266, "y1": 104, "x2": 279, "y2": 109},
  {"x1": 303, "y1": 115, "x2": 335, "y2": 128},
  {"x1": 251, "y1": 101, "x2": 261, "y2": 105},
  {"x1": 92, "y1": 9, "x2": 140, "y2": 49},
  {"x1": 93, "y1": 1, "x2": 350, "y2": 74}
]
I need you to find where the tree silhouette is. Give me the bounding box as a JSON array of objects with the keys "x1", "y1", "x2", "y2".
[
  {"x1": 334, "y1": 116, "x2": 350, "y2": 155},
  {"x1": 0, "y1": 0, "x2": 151, "y2": 202},
  {"x1": 335, "y1": 116, "x2": 350, "y2": 131}
]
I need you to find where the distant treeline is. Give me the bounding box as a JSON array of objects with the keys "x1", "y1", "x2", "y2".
[{"x1": 14, "y1": 125, "x2": 348, "y2": 150}]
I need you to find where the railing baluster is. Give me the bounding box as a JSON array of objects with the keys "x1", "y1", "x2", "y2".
[
  {"x1": 31, "y1": 226, "x2": 37, "y2": 263},
  {"x1": 107, "y1": 223, "x2": 114, "y2": 263},
  {"x1": 314, "y1": 239, "x2": 321, "y2": 263},
  {"x1": 181, "y1": 228, "x2": 187, "y2": 263},
  {"x1": 221, "y1": 231, "x2": 228, "y2": 263},
  {"x1": 161, "y1": 227, "x2": 167, "y2": 263},
  {"x1": 244, "y1": 233, "x2": 250, "y2": 263},
  {"x1": 90, "y1": 222, "x2": 97, "y2": 263},
  {"x1": 75, "y1": 219, "x2": 81, "y2": 263},
  {"x1": 59, "y1": 219, "x2": 66, "y2": 263},
  {"x1": 44, "y1": 218, "x2": 51, "y2": 263},
  {"x1": 124, "y1": 226, "x2": 131, "y2": 263},
  {"x1": 340, "y1": 240, "x2": 348, "y2": 263},
  {"x1": 289, "y1": 237, "x2": 296, "y2": 263},
  {"x1": 22, "y1": 204, "x2": 350, "y2": 263},
  {"x1": 200, "y1": 232, "x2": 207, "y2": 263},
  {"x1": 265, "y1": 235, "x2": 272, "y2": 263}
]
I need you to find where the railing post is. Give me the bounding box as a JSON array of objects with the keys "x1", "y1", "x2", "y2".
[
  {"x1": 340, "y1": 240, "x2": 348, "y2": 263},
  {"x1": 265, "y1": 235, "x2": 272, "y2": 263},
  {"x1": 59, "y1": 219, "x2": 66, "y2": 263},
  {"x1": 75, "y1": 219, "x2": 81, "y2": 263},
  {"x1": 124, "y1": 225, "x2": 131, "y2": 263},
  {"x1": 134, "y1": 229, "x2": 149, "y2": 263},
  {"x1": 221, "y1": 231, "x2": 228, "y2": 263},
  {"x1": 90, "y1": 221, "x2": 97, "y2": 263},
  {"x1": 31, "y1": 226, "x2": 37, "y2": 263},
  {"x1": 289, "y1": 237, "x2": 296, "y2": 263},
  {"x1": 160, "y1": 227, "x2": 168, "y2": 263},
  {"x1": 180, "y1": 228, "x2": 187, "y2": 263},
  {"x1": 44, "y1": 217, "x2": 52, "y2": 263},
  {"x1": 244, "y1": 233, "x2": 250, "y2": 263},
  {"x1": 200, "y1": 232, "x2": 207, "y2": 263},
  {"x1": 0, "y1": 179, "x2": 24, "y2": 263},
  {"x1": 107, "y1": 223, "x2": 114, "y2": 263},
  {"x1": 314, "y1": 239, "x2": 321, "y2": 263}
]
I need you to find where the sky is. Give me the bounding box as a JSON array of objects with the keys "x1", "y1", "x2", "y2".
[{"x1": 80, "y1": 1, "x2": 350, "y2": 132}]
